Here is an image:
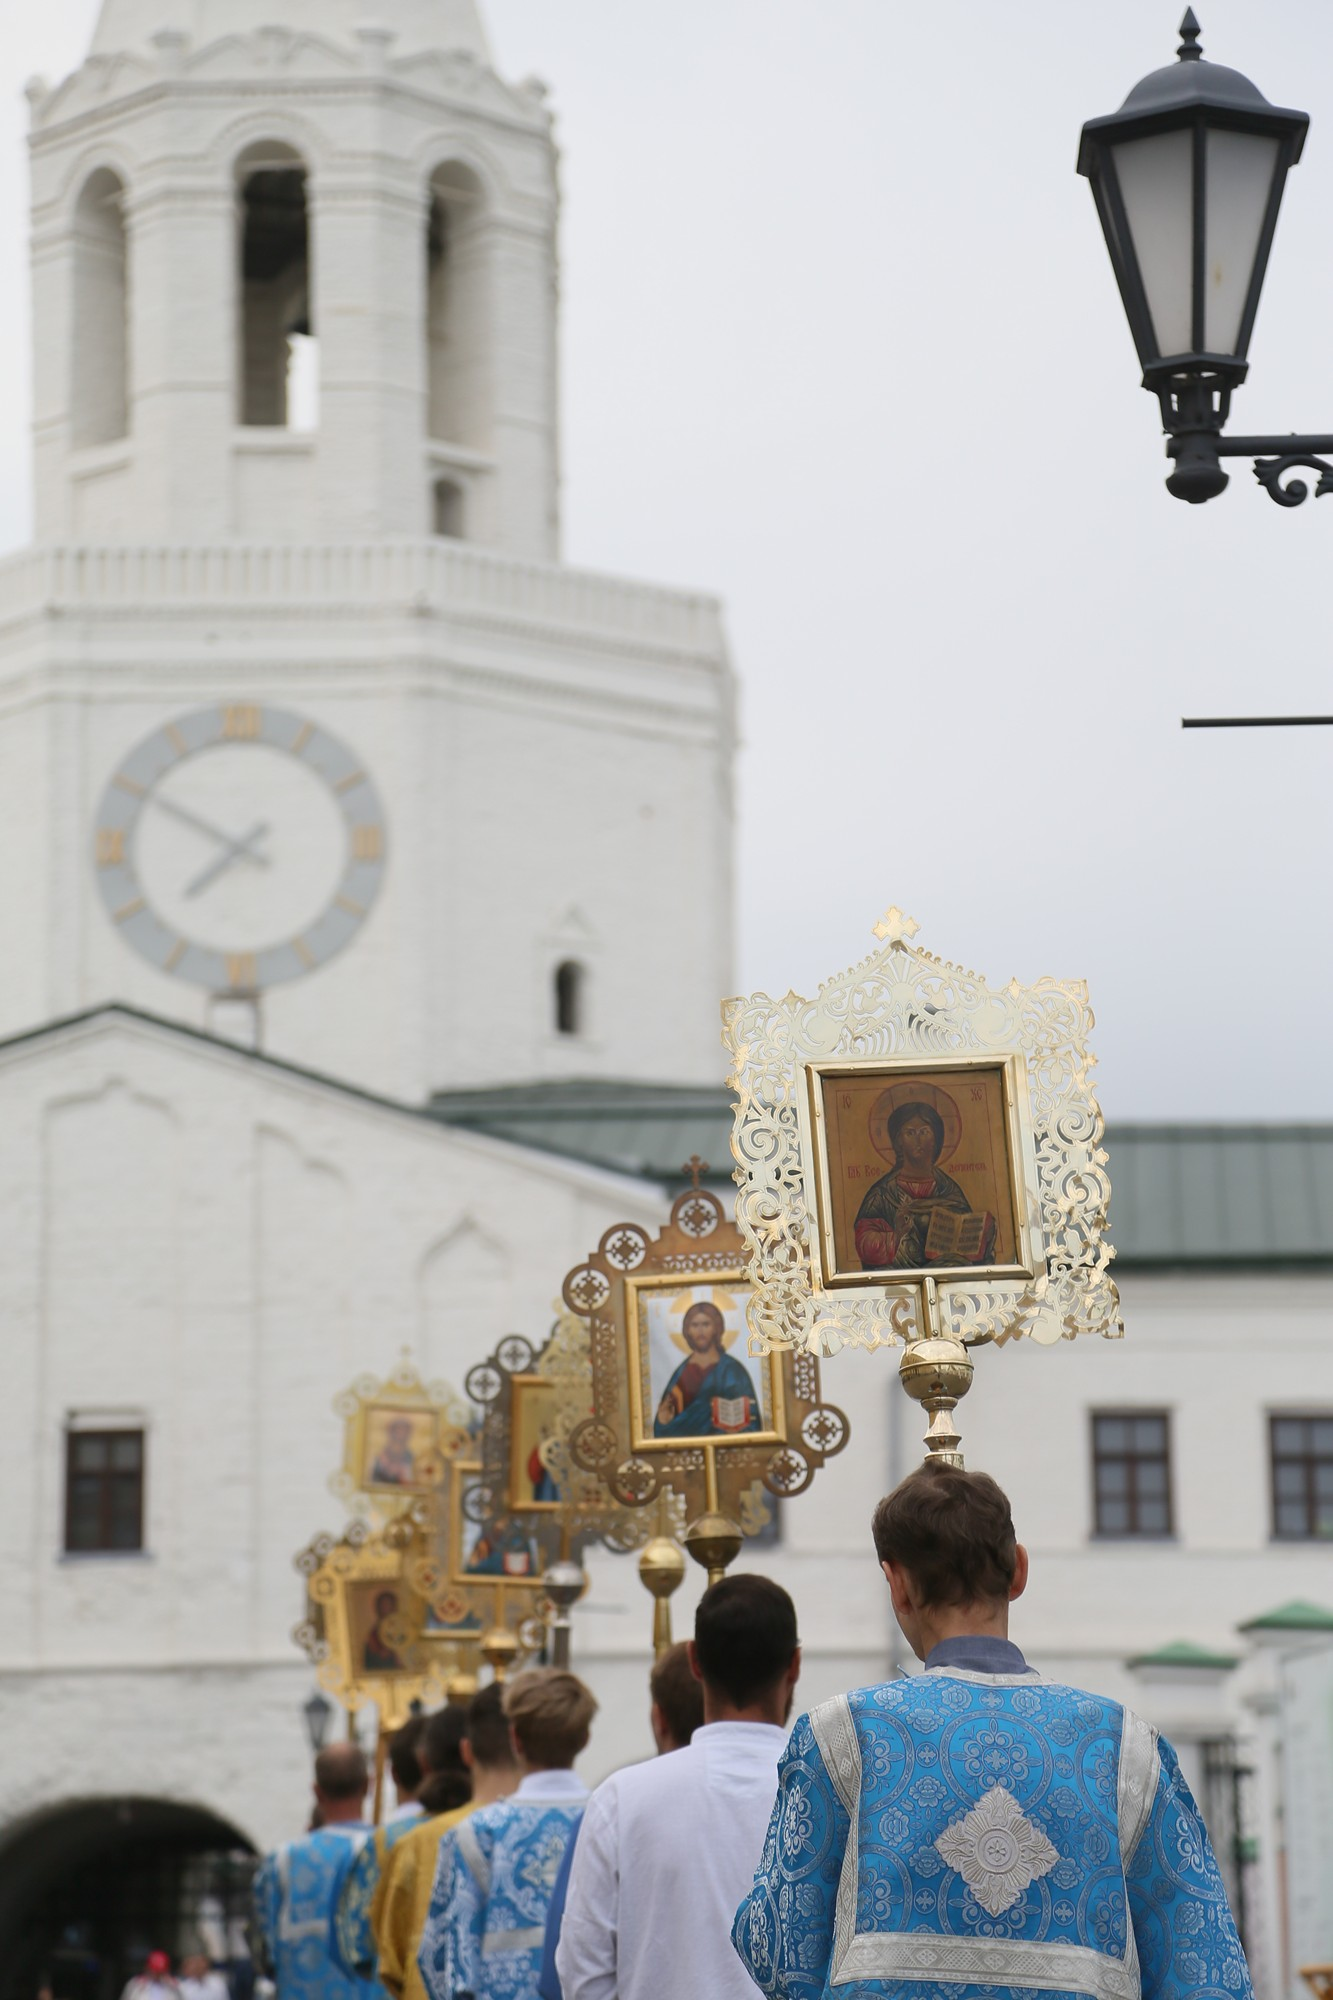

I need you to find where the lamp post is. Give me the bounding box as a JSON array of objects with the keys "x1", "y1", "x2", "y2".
[
  {"x1": 1078, "y1": 11, "x2": 1329, "y2": 507},
  {"x1": 302, "y1": 1688, "x2": 334, "y2": 1753}
]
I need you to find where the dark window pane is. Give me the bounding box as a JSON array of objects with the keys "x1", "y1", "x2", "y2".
[
  {"x1": 1273, "y1": 1419, "x2": 1307, "y2": 1457},
  {"x1": 1096, "y1": 1462, "x2": 1129, "y2": 1498},
  {"x1": 1136, "y1": 1461, "x2": 1168, "y2": 1498},
  {"x1": 1137, "y1": 1499, "x2": 1170, "y2": 1534},
  {"x1": 1097, "y1": 1499, "x2": 1130, "y2": 1534},
  {"x1": 1133, "y1": 1417, "x2": 1167, "y2": 1452},
  {"x1": 1316, "y1": 1503, "x2": 1333, "y2": 1539},
  {"x1": 1276, "y1": 1501, "x2": 1309, "y2": 1537},
  {"x1": 1275, "y1": 1463, "x2": 1307, "y2": 1499},
  {"x1": 1312, "y1": 1421, "x2": 1333, "y2": 1456},
  {"x1": 66, "y1": 1487, "x2": 102, "y2": 1549},
  {"x1": 1314, "y1": 1465, "x2": 1333, "y2": 1500},
  {"x1": 65, "y1": 1430, "x2": 144, "y2": 1553},
  {"x1": 1095, "y1": 1419, "x2": 1128, "y2": 1454},
  {"x1": 109, "y1": 1481, "x2": 141, "y2": 1540}
]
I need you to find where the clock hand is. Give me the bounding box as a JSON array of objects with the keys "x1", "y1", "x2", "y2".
[
  {"x1": 150, "y1": 792, "x2": 273, "y2": 868},
  {"x1": 186, "y1": 821, "x2": 271, "y2": 898}
]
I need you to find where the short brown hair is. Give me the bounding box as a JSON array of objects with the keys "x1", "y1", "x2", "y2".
[
  {"x1": 503, "y1": 1668, "x2": 597, "y2": 1768},
  {"x1": 466, "y1": 1682, "x2": 517, "y2": 1769},
  {"x1": 871, "y1": 1462, "x2": 1017, "y2": 1608},
  {"x1": 649, "y1": 1641, "x2": 704, "y2": 1747},
  {"x1": 313, "y1": 1742, "x2": 368, "y2": 1801}
]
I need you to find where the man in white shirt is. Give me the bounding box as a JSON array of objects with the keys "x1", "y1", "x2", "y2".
[{"x1": 556, "y1": 1575, "x2": 800, "y2": 2000}]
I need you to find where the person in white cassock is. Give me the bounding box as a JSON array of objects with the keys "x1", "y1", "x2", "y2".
[
  {"x1": 732, "y1": 1461, "x2": 1255, "y2": 2000},
  {"x1": 557, "y1": 1574, "x2": 800, "y2": 2000}
]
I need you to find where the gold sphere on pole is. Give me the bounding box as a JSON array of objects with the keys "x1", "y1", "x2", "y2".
[
  {"x1": 897, "y1": 1336, "x2": 975, "y2": 1468},
  {"x1": 682, "y1": 1511, "x2": 743, "y2": 1587},
  {"x1": 479, "y1": 1624, "x2": 521, "y2": 1683},
  {"x1": 638, "y1": 1532, "x2": 687, "y2": 1657}
]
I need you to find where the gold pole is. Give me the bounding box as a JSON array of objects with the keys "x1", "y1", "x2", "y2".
[
  {"x1": 684, "y1": 1447, "x2": 743, "y2": 1586},
  {"x1": 480, "y1": 1581, "x2": 520, "y2": 1683},
  {"x1": 898, "y1": 1282, "x2": 975, "y2": 1468},
  {"x1": 372, "y1": 1720, "x2": 387, "y2": 1826},
  {"x1": 638, "y1": 1494, "x2": 687, "y2": 1657}
]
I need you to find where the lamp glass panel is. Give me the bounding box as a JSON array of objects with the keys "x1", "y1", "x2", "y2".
[
  {"x1": 1111, "y1": 128, "x2": 1194, "y2": 359},
  {"x1": 1205, "y1": 130, "x2": 1281, "y2": 355}
]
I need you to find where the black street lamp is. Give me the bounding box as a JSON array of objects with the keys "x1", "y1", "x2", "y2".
[
  {"x1": 1078, "y1": 11, "x2": 1331, "y2": 506},
  {"x1": 302, "y1": 1688, "x2": 334, "y2": 1752}
]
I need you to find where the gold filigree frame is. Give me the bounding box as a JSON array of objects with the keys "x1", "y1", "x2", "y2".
[
  {"x1": 295, "y1": 1524, "x2": 446, "y2": 1728},
  {"x1": 331, "y1": 1354, "x2": 471, "y2": 1522},
  {"x1": 723, "y1": 907, "x2": 1123, "y2": 1355},
  {"x1": 463, "y1": 1316, "x2": 647, "y2": 1577},
  {"x1": 565, "y1": 1188, "x2": 849, "y2": 1523}
]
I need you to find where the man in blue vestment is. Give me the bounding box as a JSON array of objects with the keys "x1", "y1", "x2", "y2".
[
  {"x1": 418, "y1": 1667, "x2": 597, "y2": 2000},
  {"x1": 253, "y1": 1742, "x2": 381, "y2": 2000},
  {"x1": 733, "y1": 1460, "x2": 1253, "y2": 2000},
  {"x1": 334, "y1": 1707, "x2": 466, "y2": 1980}
]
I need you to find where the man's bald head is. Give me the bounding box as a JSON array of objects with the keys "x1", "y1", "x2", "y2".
[{"x1": 313, "y1": 1741, "x2": 369, "y2": 1803}]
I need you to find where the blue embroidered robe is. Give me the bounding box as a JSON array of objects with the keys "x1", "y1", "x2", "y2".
[
  {"x1": 418, "y1": 1788, "x2": 584, "y2": 2000},
  {"x1": 333, "y1": 1812, "x2": 422, "y2": 1977},
  {"x1": 253, "y1": 1823, "x2": 383, "y2": 2000},
  {"x1": 732, "y1": 1655, "x2": 1253, "y2": 2000}
]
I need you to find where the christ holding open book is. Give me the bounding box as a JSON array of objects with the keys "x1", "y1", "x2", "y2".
[
  {"x1": 653, "y1": 1300, "x2": 761, "y2": 1439},
  {"x1": 854, "y1": 1100, "x2": 997, "y2": 1271}
]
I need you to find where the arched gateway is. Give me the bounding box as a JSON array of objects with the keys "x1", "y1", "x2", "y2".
[{"x1": 0, "y1": 1799, "x2": 256, "y2": 2000}]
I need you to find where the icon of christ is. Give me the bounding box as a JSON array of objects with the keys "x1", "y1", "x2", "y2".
[
  {"x1": 854, "y1": 1101, "x2": 996, "y2": 1270},
  {"x1": 653, "y1": 1300, "x2": 762, "y2": 1439}
]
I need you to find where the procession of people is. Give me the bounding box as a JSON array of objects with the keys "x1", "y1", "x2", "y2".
[{"x1": 252, "y1": 1462, "x2": 1252, "y2": 2000}]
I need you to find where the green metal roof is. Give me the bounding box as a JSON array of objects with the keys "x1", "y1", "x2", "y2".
[
  {"x1": 1238, "y1": 1600, "x2": 1333, "y2": 1633},
  {"x1": 1127, "y1": 1640, "x2": 1240, "y2": 1671},
  {"x1": 425, "y1": 1084, "x2": 1333, "y2": 1269}
]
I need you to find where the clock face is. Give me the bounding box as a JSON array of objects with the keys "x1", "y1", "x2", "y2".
[{"x1": 93, "y1": 703, "x2": 388, "y2": 992}]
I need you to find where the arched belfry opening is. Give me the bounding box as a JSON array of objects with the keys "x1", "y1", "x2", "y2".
[
  {"x1": 433, "y1": 476, "x2": 466, "y2": 538},
  {"x1": 71, "y1": 167, "x2": 129, "y2": 448},
  {"x1": 426, "y1": 161, "x2": 488, "y2": 448},
  {"x1": 0, "y1": 1796, "x2": 256, "y2": 2000},
  {"x1": 554, "y1": 958, "x2": 585, "y2": 1037},
  {"x1": 236, "y1": 143, "x2": 315, "y2": 429}
]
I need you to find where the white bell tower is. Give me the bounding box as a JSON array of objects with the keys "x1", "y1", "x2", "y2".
[
  {"x1": 31, "y1": 0, "x2": 558, "y2": 556},
  {"x1": 0, "y1": 0, "x2": 736, "y2": 1101}
]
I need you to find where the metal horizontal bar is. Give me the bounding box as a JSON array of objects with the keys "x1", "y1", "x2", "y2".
[
  {"x1": 1182, "y1": 716, "x2": 1333, "y2": 728},
  {"x1": 1215, "y1": 435, "x2": 1333, "y2": 456}
]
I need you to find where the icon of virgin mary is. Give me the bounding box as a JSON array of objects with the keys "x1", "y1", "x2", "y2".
[{"x1": 653, "y1": 1300, "x2": 762, "y2": 1439}]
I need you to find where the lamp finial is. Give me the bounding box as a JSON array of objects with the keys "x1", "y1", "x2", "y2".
[{"x1": 1177, "y1": 9, "x2": 1203, "y2": 61}]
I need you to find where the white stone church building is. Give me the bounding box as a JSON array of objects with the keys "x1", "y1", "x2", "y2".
[{"x1": 0, "y1": 4, "x2": 1330, "y2": 1997}]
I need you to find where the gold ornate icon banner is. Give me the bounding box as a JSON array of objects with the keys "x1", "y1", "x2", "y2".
[
  {"x1": 565, "y1": 1179, "x2": 849, "y2": 1579},
  {"x1": 294, "y1": 1520, "x2": 460, "y2": 1728},
  {"x1": 463, "y1": 1313, "x2": 646, "y2": 1571},
  {"x1": 723, "y1": 907, "x2": 1122, "y2": 1357}
]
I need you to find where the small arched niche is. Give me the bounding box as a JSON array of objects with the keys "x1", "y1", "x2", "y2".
[
  {"x1": 426, "y1": 160, "x2": 488, "y2": 448},
  {"x1": 236, "y1": 141, "x2": 315, "y2": 428},
  {"x1": 71, "y1": 167, "x2": 129, "y2": 448},
  {"x1": 554, "y1": 958, "x2": 586, "y2": 1038},
  {"x1": 433, "y1": 476, "x2": 465, "y2": 539}
]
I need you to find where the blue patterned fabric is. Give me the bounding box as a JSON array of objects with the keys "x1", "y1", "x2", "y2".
[
  {"x1": 333, "y1": 1815, "x2": 421, "y2": 1977},
  {"x1": 732, "y1": 1669, "x2": 1253, "y2": 2000},
  {"x1": 253, "y1": 1824, "x2": 383, "y2": 2000},
  {"x1": 418, "y1": 1798, "x2": 583, "y2": 2000}
]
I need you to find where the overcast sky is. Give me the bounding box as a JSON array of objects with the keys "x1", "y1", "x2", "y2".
[{"x1": 3, "y1": 2, "x2": 1332, "y2": 1121}]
